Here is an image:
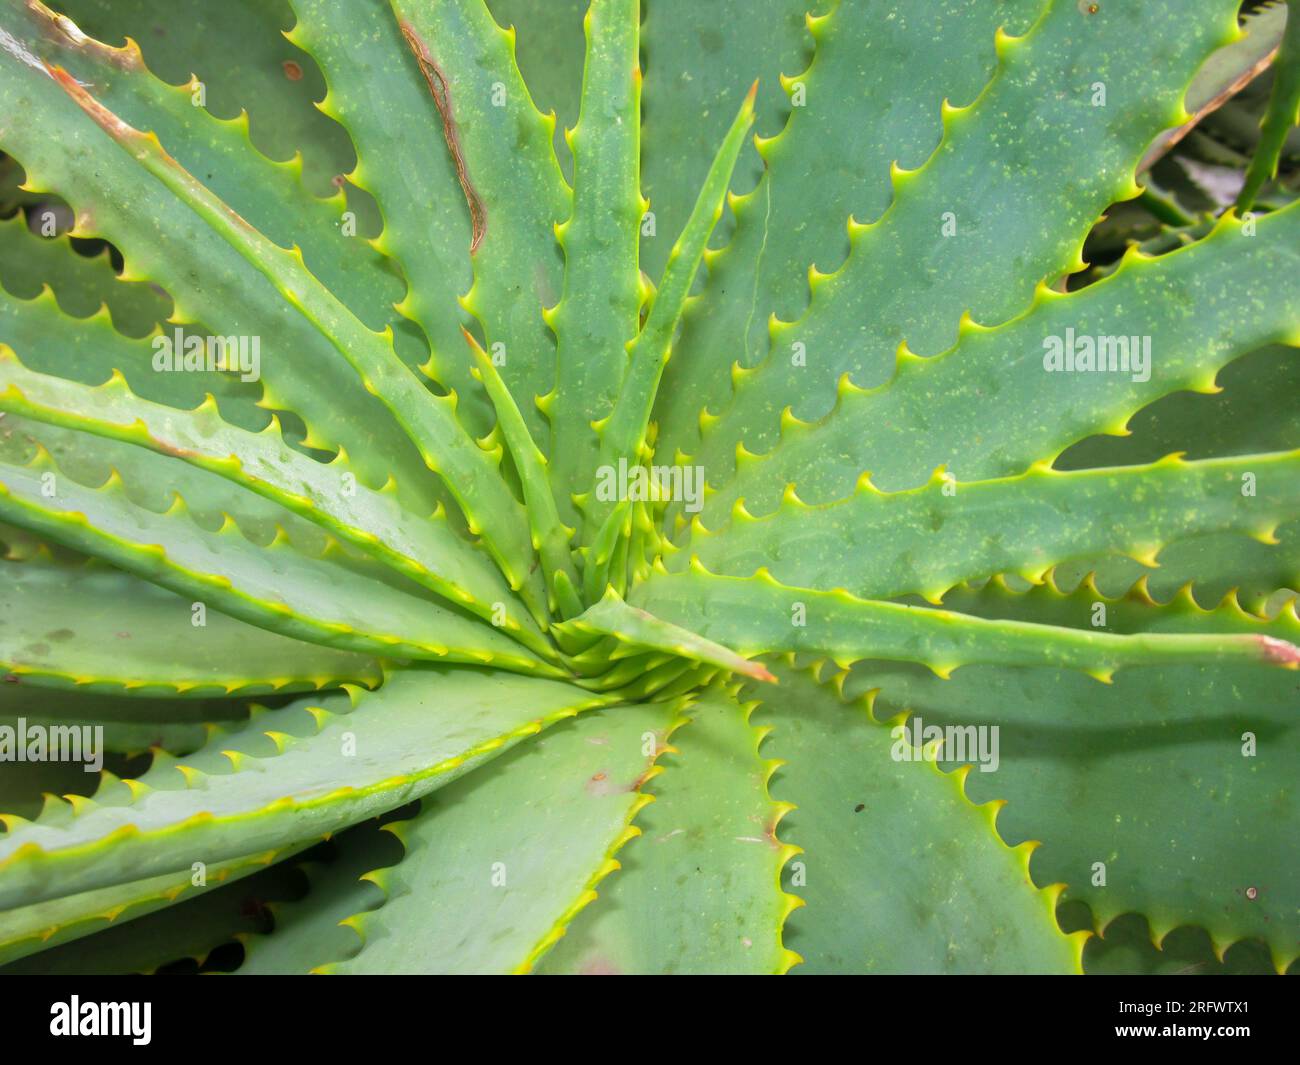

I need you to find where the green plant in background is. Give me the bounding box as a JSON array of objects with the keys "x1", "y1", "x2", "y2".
[{"x1": 0, "y1": 0, "x2": 1297, "y2": 975}]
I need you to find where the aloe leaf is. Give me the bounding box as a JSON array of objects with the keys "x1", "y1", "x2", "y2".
[
  {"x1": 629, "y1": 568, "x2": 1299, "y2": 682},
  {"x1": 637, "y1": 0, "x2": 814, "y2": 281},
  {"x1": 850, "y1": 585, "x2": 1300, "y2": 970},
  {"x1": 0, "y1": 349, "x2": 551, "y2": 655},
  {"x1": 0, "y1": 3, "x2": 446, "y2": 521},
  {"x1": 462, "y1": 331, "x2": 582, "y2": 618},
  {"x1": 702, "y1": 201, "x2": 1300, "y2": 522},
  {"x1": 1053, "y1": 343, "x2": 1300, "y2": 611},
  {"x1": 0, "y1": 841, "x2": 315, "y2": 968},
  {"x1": 29, "y1": 63, "x2": 544, "y2": 610},
  {"x1": 583, "y1": 82, "x2": 756, "y2": 543},
  {"x1": 0, "y1": 667, "x2": 612, "y2": 908},
  {"x1": 1, "y1": 559, "x2": 380, "y2": 696},
  {"x1": 22, "y1": 5, "x2": 406, "y2": 337},
  {"x1": 326, "y1": 700, "x2": 677, "y2": 974},
  {"x1": 1060, "y1": 344, "x2": 1300, "y2": 469},
  {"x1": 386, "y1": 0, "x2": 571, "y2": 451},
  {"x1": 680, "y1": 451, "x2": 1300, "y2": 603},
  {"x1": 0, "y1": 690, "x2": 244, "y2": 759},
  {"x1": 54, "y1": 0, "x2": 357, "y2": 195},
  {"x1": 1053, "y1": 525, "x2": 1298, "y2": 618},
  {"x1": 680, "y1": 0, "x2": 1242, "y2": 492},
  {"x1": 1071, "y1": 909, "x2": 1282, "y2": 976},
  {"x1": 0, "y1": 283, "x2": 264, "y2": 434},
  {"x1": 0, "y1": 450, "x2": 555, "y2": 674},
  {"x1": 744, "y1": 660, "x2": 1084, "y2": 974},
  {"x1": 0, "y1": 214, "x2": 168, "y2": 338},
  {"x1": 581, "y1": 498, "x2": 631, "y2": 605},
  {"x1": 1141, "y1": 0, "x2": 1290, "y2": 171},
  {"x1": 538, "y1": 686, "x2": 800, "y2": 974},
  {"x1": 1237, "y1": 0, "x2": 1300, "y2": 210},
  {"x1": 486, "y1": 0, "x2": 586, "y2": 177},
  {"x1": 235, "y1": 818, "x2": 403, "y2": 975},
  {"x1": 545, "y1": 0, "x2": 642, "y2": 528},
  {"x1": 0, "y1": 413, "x2": 354, "y2": 565},
  {"x1": 558, "y1": 589, "x2": 775, "y2": 684},
  {"x1": 656, "y1": 0, "x2": 1040, "y2": 470},
  {"x1": 283, "y1": 0, "x2": 485, "y2": 430}
]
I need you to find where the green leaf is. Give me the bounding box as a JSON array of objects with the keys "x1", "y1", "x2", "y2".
[
  {"x1": 24, "y1": 6, "x2": 406, "y2": 336},
  {"x1": 748, "y1": 660, "x2": 1084, "y2": 974},
  {"x1": 386, "y1": 0, "x2": 571, "y2": 451},
  {"x1": 0, "y1": 214, "x2": 168, "y2": 338},
  {"x1": 850, "y1": 582, "x2": 1300, "y2": 970},
  {"x1": 629, "y1": 567, "x2": 1300, "y2": 682},
  {"x1": 283, "y1": 0, "x2": 486, "y2": 430},
  {"x1": 462, "y1": 331, "x2": 582, "y2": 618},
  {"x1": 0, "y1": 685, "x2": 245, "y2": 758},
  {"x1": 538, "y1": 685, "x2": 800, "y2": 974},
  {"x1": 546, "y1": 0, "x2": 643, "y2": 529},
  {"x1": 1, "y1": 559, "x2": 381, "y2": 696},
  {"x1": 0, "y1": 282, "x2": 264, "y2": 435},
  {"x1": 679, "y1": 451, "x2": 1300, "y2": 603},
  {"x1": 1237, "y1": 0, "x2": 1300, "y2": 210},
  {"x1": 0, "y1": 3, "x2": 447, "y2": 522},
  {"x1": 637, "y1": 0, "x2": 815, "y2": 282},
  {"x1": 701, "y1": 202, "x2": 1300, "y2": 522},
  {"x1": 0, "y1": 448, "x2": 554, "y2": 674},
  {"x1": 0, "y1": 841, "x2": 314, "y2": 968},
  {"x1": 583, "y1": 81, "x2": 756, "y2": 544},
  {"x1": 486, "y1": 0, "x2": 586, "y2": 180},
  {"x1": 234, "y1": 817, "x2": 403, "y2": 975},
  {"x1": 53, "y1": 0, "x2": 357, "y2": 196},
  {"x1": 0, "y1": 666, "x2": 612, "y2": 909},
  {"x1": 0, "y1": 348, "x2": 552, "y2": 656},
  {"x1": 558, "y1": 588, "x2": 775, "y2": 684},
  {"x1": 656, "y1": 0, "x2": 1041, "y2": 470},
  {"x1": 327, "y1": 700, "x2": 676, "y2": 974},
  {"x1": 678, "y1": 0, "x2": 1241, "y2": 494}
]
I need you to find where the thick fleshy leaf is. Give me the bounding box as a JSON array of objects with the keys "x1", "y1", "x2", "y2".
[
  {"x1": 234, "y1": 816, "x2": 404, "y2": 975},
  {"x1": 637, "y1": 0, "x2": 814, "y2": 282},
  {"x1": 328, "y1": 700, "x2": 677, "y2": 974},
  {"x1": 385, "y1": 0, "x2": 571, "y2": 451},
  {"x1": 0, "y1": 842, "x2": 307, "y2": 972},
  {"x1": 54, "y1": 0, "x2": 357, "y2": 195},
  {"x1": 750, "y1": 660, "x2": 1084, "y2": 974},
  {"x1": 0, "y1": 0, "x2": 446, "y2": 521},
  {"x1": 539, "y1": 686, "x2": 800, "y2": 975},
  {"x1": 0, "y1": 667, "x2": 611, "y2": 909},
  {"x1": 546, "y1": 0, "x2": 642, "y2": 530},
  {"x1": 0, "y1": 350, "x2": 550, "y2": 654},
  {"x1": 1237, "y1": 0, "x2": 1300, "y2": 209},
  {"x1": 679, "y1": 0, "x2": 1241, "y2": 499},
  {"x1": 0, "y1": 449, "x2": 554, "y2": 674},
  {"x1": 655, "y1": 0, "x2": 1041, "y2": 470},
  {"x1": 678, "y1": 452, "x2": 1300, "y2": 603},
  {"x1": 1, "y1": 559, "x2": 380, "y2": 696},
  {"x1": 630, "y1": 568, "x2": 1300, "y2": 682},
  {"x1": 848, "y1": 579, "x2": 1300, "y2": 971},
  {"x1": 699, "y1": 202, "x2": 1300, "y2": 523},
  {"x1": 582, "y1": 80, "x2": 756, "y2": 546}
]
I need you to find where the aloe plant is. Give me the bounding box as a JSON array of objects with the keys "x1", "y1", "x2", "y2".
[{"x1": 0, "y1": 0, "x2": 1297, "y2": 976}]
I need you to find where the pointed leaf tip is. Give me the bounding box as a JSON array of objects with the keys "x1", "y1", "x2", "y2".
[{"x1": 1259, "y1": 635, "x2": 1300, "y2": 667}]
